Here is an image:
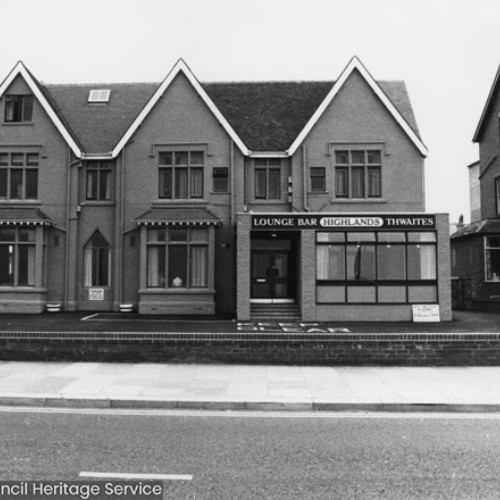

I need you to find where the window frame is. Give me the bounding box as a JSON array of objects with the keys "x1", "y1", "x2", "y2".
[
  {"x1": 496, "y1": 177, "x2": 500, "y2": 217},
  {"x1": 0, "y1": 152, "x2": 39, "y2": 200},
  {"x1": 4, "y1": 95, "x2": 34, "y2": 123},
  {"x1": 316, "y1": 230, "x2": 438, "y2": 304},
  {"x1": 212, "y1": 167, "x2": 229, "y2": 193},
  {"x1": 158, "y1": 150, "x2": 205, "y2": 200},
  {"x1": 334, "y1": 149, "x2": 382, "y2": 199},
  {"x1": 253, "y1": 159, "x2": 282, "y2": 201},
  {"x1": 310, "y1": 167, "x2": 326, "y2": 192},
  {"x1": 85, "y1": 160, "x2": 112, "y2": 201},
  {"x1": 146, "y1": 227, "x2": 210, "y2": 289},
  {"x1": 484, "y1": 235, "x2": 500, "y2": 282},
  {"x1": 84, "y1": 232, "x2": 111, "y2": 287},
  {"x1": 0, "y1": 227, "x2": 37, "y2": 287}
]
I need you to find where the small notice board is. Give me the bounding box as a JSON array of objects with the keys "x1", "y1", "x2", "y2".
[
  {"x1": 89, "y1": 288, "x2": 105, "y2": 301},
  {"x1": 412, "y1": 304, "x2": 440, "y2": 322}
]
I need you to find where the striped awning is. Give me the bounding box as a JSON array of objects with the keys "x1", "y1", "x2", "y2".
[
  {"x1": 135, "y1": 207, "x2": 221, "y2": 226},
  {"x1": 0, "y1": 208, "x2": 54, "y2": 226}
]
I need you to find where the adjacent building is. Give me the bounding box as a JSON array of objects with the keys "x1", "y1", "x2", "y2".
[
  {"x1": 0, "y1": 57, "x2": 451, "y2": 321},
  {"x1": 451, "y1": 62, "x2": 500, "y2": 312}
]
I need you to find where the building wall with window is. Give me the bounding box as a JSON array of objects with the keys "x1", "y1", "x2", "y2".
[
  {"x1": 301, "y1": 70, "x2": 424, "y2": 213},
  {"x1": 451, "y1": 61, "x2": 500, "y2": 311}
]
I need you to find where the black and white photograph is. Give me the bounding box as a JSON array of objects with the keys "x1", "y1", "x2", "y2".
[{"x1": 0, "y1": 0, "x2": 499, "y2": 498}]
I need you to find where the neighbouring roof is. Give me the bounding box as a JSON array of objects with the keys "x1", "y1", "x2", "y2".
[
  {"x1": 135, "y1": 207, "x2": 221, "y2": 226},
  {"x1": 451, "y1": 219, "x2": 500, "y2": 239},
  {"x1": 0, "y1": 207, "x2": 53, "y2": 226},
  {"x1": 473, "y1": 61, "x2": 500, "y2": 142}
]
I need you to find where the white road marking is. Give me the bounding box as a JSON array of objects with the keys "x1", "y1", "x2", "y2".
[
  {"x1": 81, "y1": 313, "x2": 98, "y2": 321},
  {"x1": 79, "y1": 472, "x2": 192, "y2": 481}
]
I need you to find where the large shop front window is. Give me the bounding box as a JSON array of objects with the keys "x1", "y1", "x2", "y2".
[
  {"x1": 0, "y1": 152, "x2": 38, "y2": 200},
  {"x1": 147, "y1": 227, "x2": 208, "y2": 288},
  {"x1": 84, "y1": 232, "x2": 111, "y2": 286},
  {"x1": 334, "y1": 150, "x2": 381, "y2": 198},
  {"x1": 485, "y1": 236, "x2": 500, "y2": 282},
  {"x1": 158, "y1": 151, "x2": 204, "y2": 200},
  {"x1": 0, "y1": 228, "x2": 36, "y2": 286},
  {"x1": 316, "y1": 231, "x2": 437, "y2": 303}
]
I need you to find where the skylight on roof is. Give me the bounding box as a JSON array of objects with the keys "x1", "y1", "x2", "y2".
[{"x1": 88, "y1": 89, "x2": 110, "y2": 103}]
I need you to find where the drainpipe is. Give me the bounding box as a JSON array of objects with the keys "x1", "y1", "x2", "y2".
[
  {"x1": 302, "y1": 145, "x2": 310, "y2": 211},
  {"x1": 64, "y1": 151, "x2": 81, "y2": 308},
  {"x1": 230, "y1": 140, "x2": 235, "y2": 227}
]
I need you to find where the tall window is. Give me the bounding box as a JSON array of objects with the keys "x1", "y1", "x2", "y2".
[
  {"x1": 212, "y1": 167, "x2": 229, "y2": 193},
  {"x1": 0, "y1": 228, "x2": 36, "y2": 286},
  {"x1": 158, "y1": 151, "x2": 204, "y2": 200},
  {"x1": 334, "y1": 150, "x2": 381, "y2": 199},
  {"x1": 254, "y1": 159, "x2": 281, "y2": 200},
  {"x1": 0, "y1": 152, "x2": 38, "y2": 200},
  {"x1": 86, "y1": 161, "x2": 112, "y2": 201},
  {"x1": 84, "y1": 231, "x2": 110, "y2": 286},
  {"x1": 310, "y1": 167, "x2": 326, "y2": 192},
  {"x1": 485, "y1": 236, "x2": 500, "y2": 282},
  {"x1": 316, "y1": 231, "x2": 437, "y2": 303},
  {"x1": 147, "y1": 227, "x2": 208, "y2": 288},
  {"x1": 4, "y1": 95, "x2": 34, "y2": 122}
]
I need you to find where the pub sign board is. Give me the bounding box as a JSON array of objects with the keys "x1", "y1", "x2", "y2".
[{"x1": 252, "y1": 214, "x2": 436, "y2": 230}]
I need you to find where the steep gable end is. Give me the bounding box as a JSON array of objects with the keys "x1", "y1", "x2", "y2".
[
  {"x1": 473, "y1": 61, "x2": 500, "y2": 143},
  {"x1": 288, "y1": 57, "x2": 428, "y2": 157},
  {"x1": 112, "y1": 59, "x2": 249, "y2": 157},
  {"x1": 0, "y1": 61, "x2": 82, "y2": 157}
]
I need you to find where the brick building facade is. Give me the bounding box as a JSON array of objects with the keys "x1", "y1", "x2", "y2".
[{"x1": 0, "y1": 57, "x2": 451, "y2": 321}]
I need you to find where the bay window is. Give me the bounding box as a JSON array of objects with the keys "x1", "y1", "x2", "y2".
[
  {"x1": 0, "y1": 228, "x2": 36, "y2": 286},
  {"x1": 0, "y1": 152, "x2": 39, "y2": 200},
  {"x1": 485, "y1": 236, "x2": 500, "y2": 282}
]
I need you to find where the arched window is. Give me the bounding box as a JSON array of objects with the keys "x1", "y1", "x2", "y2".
[{"x1": 84, "y1": 231, "x2": 110, "y2": 286}]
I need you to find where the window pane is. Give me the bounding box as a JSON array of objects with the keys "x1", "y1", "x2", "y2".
[
  {"x1": 147, "y1": 228, "x2": 166, "y2": 242},
  {"x1": 11, "y1": 154, "x2": 24, "y2": 166},
  {"x1": 486, "y1": 236, "x2": 500, "y2": 248},
  {"x1": 335, "y1": 151, "x2": 348, "y2": 164},
  {"x1": 0, "y1": 229, "x2": 15, "y2": 241},
  {"x1": 26, "y1": 153, "x2": 39, "y2": 166},
  {"x1": 347, "y1": 232, "x2": 376, "y2": 242},
  {"x1": 310, "y1": 167, "x2": 325, "y2": 191},
  {"x1": 408, "y1": 286, "x2": 437, "y2": 303},
  {"x1": 190, "y1": 168, "x2": 203, "y2": 198},
  {"x1": 190, "y1": 228, "x2": 208, "y2": 242},
  {"x1": 159, "y1": 168, "x2": 172, "y2": 198},
  {"x1": 317, "y1": 232, "x2": 345, "y2": 243},
  {"x1": 378, "y1": 245, "x2": 406, "y2": 279},
  {"x1": 378, "y1": 232, "x2": 405, "y2": 242},
  {"x1": 378, "y1": 286, "x2": 406, "y2": 303},
  {"x1": 169, "y1": 246, "x2": 187, "y2": 287},
  {"x1": 22, "y1": 96, "x2": 34, "y2": 121},
  {"x1": 351, "y1": 167, "x2": 365, "y2": 197},
  {"x1": 147, "y1": 246, "x2": 166, "y2": 287},
  {"x1": 0, "y1": 170, "x2": 7, "y2": 197},
  {"x1": 316, "y1": 245, "x2": 345, "y2": 279},
  {"x1": 94, "y1": 248, "x2": 109, "y2": 286},
  {"x1": 190, "y1": 151, "x2": 204, "y2": 165},
  {"x1": 351, "y1": 151, "x2": 364, "y2": 164},
  {"x1": 268, "y1": 168, "x2": 281, "y2": 199},
  {"x1": 25, "y1": 170, "x2": 38, "y2": 199},
  {"x1": 347, "y1": 245, "x2": 375, "y2": 280},
  {"x1": 190, "y1": 246, "x2": 207, "y2": 287},
  {"x1": 175, "y1": 151, "x2": 189, "y2": 165},
  {"x1": 268, "y1": 159, "x2": 281, "y2": 167},
  {"x1": 408, "y1": 244, "x2": 436, "y2": 280},
  {"x1": 17, "y1": 245, "x2": 35, "y2": 286},
  {"x1": 99, "y1": 169, "x2": 111, "y2": 200},
  {"x1": 0, "y1": 245, "x2": 14, "y2": 285},
  {"x1": 4, "y1": 98, "x2": 15, "y2": 121},
  {"x1": 254, "y1": 159, "x2": 267, "y2": 167},
  {"x1": 10, "y1": 169, "x2": 23, "y2": 199},
  {"x1": 368, "y1": 167, "x2": 381, "y2": 197},
  {"x1": 18, "y1": 229, "x2": 35, "y2": 242},
  {"x1": 317, "y1": 285, "x2": 345, "y2": 303},
  {"x1": 86, "y1": 170, "x2": 98, "y2": 200},
  {"x1": 159, "y1": 152, "x2": 173, "y2": 165},
  {"x1": 367, "y1": 151, "x2": 381, "y2": 164},
  {"x1": 335, "y1": 167, "x2": 348, "y2": 197},
  {"x1": 212, "y1": 167, "x2": 228, "y2": 192},
  {"x1": 0, "y1": 154, "x2": 8, "y2": 166},
  {"x1": 347, "y1": 286, "x2": 376, "y2": 303},
  {"x1": 175, "y1": 168, "x2": 188, "y2": 198},
  {"x1": 408, "y1": 232, "x2": 437, "y2": 243},
  {"x1": 255, "y1": 169, "x2": 267, "y2": 199},
  {"x1": 169, "y1": 228, "x2": 187, "y2": 241}
]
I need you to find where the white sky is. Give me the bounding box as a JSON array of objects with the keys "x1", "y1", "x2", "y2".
[{"x1": 1, "y1": 0, "x2": 499, "y2": 223}]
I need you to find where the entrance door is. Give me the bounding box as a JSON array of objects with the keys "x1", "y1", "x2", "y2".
[{"x1": 251, "y1": 250, "x2": 290, "y2": 299}]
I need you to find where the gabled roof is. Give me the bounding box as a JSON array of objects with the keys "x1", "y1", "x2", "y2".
[
  {"x1": 287, "y1": 57, "x2": 427, "y2": 156},
  {"x1": 473, "y1": 61, "x2": 500, "y2": 142},
  {"x1": 111, "y1": 59, "x2": 249, "y2": 157},
  {"x1": 0, "y1": 61, "x2": 82, "y2": 157}
]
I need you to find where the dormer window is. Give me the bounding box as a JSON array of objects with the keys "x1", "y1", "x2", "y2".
[
  {"x1": 88, "y1": 90, "x2": 110, "y2": 103},
  {"x1": 4, "y1": 95, "x2": 34, "y2": 122}
]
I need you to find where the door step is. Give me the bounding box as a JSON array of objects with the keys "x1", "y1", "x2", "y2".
[{"x1": 250, "y1": 303, "x2": 301, "y2": 321}]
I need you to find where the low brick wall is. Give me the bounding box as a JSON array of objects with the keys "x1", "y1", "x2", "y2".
[{"x1": 1, "y1": 332, "x2": 500, "y2": 365}]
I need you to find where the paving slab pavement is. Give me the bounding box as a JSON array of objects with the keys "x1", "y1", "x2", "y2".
[{"x1": 1, "y1": 361, "x2": 500, "y2": 412}]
